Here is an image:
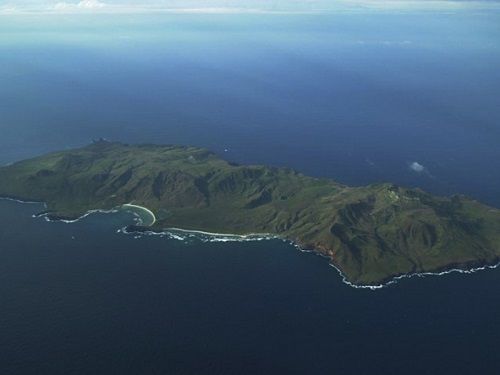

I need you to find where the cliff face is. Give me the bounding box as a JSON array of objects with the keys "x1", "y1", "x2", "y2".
[{"x1": 1, "y1": 141, "x2": 499, "y2": 286}]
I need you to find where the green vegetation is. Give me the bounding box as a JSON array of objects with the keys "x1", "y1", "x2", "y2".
[{"x1": 1, "y1": 140, "x2": 499, "y2": 286}]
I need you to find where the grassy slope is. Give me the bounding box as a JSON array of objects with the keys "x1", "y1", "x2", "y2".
[{"x1": 1, "y1": 141, "x2": 499, "y2": 286}]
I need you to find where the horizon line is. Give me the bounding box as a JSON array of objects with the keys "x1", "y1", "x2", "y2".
[{"x1": 2, "y1": 1, "x2": 500, "y2": 16}]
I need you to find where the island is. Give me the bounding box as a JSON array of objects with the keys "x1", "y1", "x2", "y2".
[{"x1": 1, "y1": 140, "x2": 499, "y2": 287}]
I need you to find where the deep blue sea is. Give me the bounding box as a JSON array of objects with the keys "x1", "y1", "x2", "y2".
[{"x1": 1, "y1": 12, "x2": 500, "y2": 374}]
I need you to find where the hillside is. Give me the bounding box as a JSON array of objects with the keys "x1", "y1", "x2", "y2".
[{"x1": 1, "y1": 140, "x2": 499, "y2": 286}]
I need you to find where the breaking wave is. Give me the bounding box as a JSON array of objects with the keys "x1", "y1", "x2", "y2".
[{"x1": 3, "y1": 197, "x2": 499, "y2": 290}]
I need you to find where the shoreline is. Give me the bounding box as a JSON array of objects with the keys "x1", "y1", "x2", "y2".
[
  {"x1": 121, "y1": 203, "x2": 157, "y2": 226},
  {"x1": 328, "y1": 257, "x2": 500, "y2": 290},
  {"x1": 121, "y1": 225, "x2": 278, "y2": 243},
  {"x1": 165, "y1": 227, "x2": 274, "y2": 239},
  {"x1": 0, "y1": 196, "x2": 46, "y2": 206},
  {"x1": 45, "y1": 209, "x2": 119, "y2": 223},
  {"x1": 2, "y1": 196, "x2": 499, "y2": 290}
]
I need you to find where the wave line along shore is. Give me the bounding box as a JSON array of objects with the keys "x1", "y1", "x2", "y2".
[{"x1": 122, "y1": 203, "x2": 156, "y2": 226}]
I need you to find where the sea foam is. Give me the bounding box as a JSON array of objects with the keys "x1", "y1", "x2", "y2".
[{"x1": 3, "y1": 197, "x2": 499, "y2": 291}]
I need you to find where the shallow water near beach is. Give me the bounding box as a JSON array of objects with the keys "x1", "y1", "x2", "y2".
[{"x1": 1, "y1": 11, "x2": 500, "y2": 374}]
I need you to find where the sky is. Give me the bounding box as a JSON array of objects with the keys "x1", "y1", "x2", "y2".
[{"x1": 1, "y1": 0, "x2": 500, "y2": 14}]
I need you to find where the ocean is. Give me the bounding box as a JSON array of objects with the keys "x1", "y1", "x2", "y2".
[{"x1": 1, "y1": 11, "x2": 500, "y2": 374}]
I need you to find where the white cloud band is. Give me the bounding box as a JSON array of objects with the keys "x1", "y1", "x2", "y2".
[
  {"x1": 54, "y1": 0, "x2": 106, "y2": 11},
  {"x1": 1, "y1": 0, "x2": 500, "y2": 15}
]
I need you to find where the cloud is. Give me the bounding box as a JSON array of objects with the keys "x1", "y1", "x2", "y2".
[
  {"x1": 1, "y1": 0, "x2": 500, "y2": 15},
  {"x1": 1, "y1": 1, "x2": 291, "y2": 14},
  {"x1": 54, "y1": 0, "x2": 106, "y2": 11},
  {"x1": 0, "y1": 5, "x2": 18, "y2": 14},
  {"x1": 409, "y1": 161, "x2": 425, "y2": 173},
  {"x1": 356, "y1": 40, "x2": 413, "y2": 46}
]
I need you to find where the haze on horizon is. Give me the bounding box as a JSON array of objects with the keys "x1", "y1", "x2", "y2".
[{"x1": 2, "y1": 0, "x2": 500, "y2": 14}]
